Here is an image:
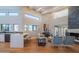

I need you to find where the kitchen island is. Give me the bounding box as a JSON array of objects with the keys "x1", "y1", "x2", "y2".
[{"x1": 0, "y1": 32, "x2": 24, "y2": 48}]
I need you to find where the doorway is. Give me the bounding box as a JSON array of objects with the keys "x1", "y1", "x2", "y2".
[
  {"x1": 5, "y1": 34, "x2": 10, "y2": 42},
  {"x1": 54, "y1": 25, "x2": 67, "y2": 37}
]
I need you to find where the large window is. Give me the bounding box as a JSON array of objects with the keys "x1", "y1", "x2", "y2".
[
  {"x1": 1, "y1": 24, "x2": 9, "y2": 32},
  {"x1": 24, "y1": 25, "x2": 28, "y2": 31},
  {"x1": 9, "y1": 13, "x2": 19, "y2": 16},
  {"x1": 0, "y1": 13, "x2": 6, "y2": 16},
  {"x1": 0, "y1": 13, "x2": 19, "y2": 16},
  {"x1": 54, "y1": 26, "x2": 67, "y2": 37},
  {"x1": 9, "y1": 25, "x2": 14, "y2": 32},
  {"x1": 14, "y1": 25, "x2": 19, "y2": 31},
  {"x1": 54, "y1": 26, "x2": 59, "y2": 36},
  {"x1": 25, "y1": 24, "x2": 37, "y2": 31},
  {"x1": 29, "y1": 25, "x2": 32, "y2": 31},
  {"x1": 32, "y1": 25, "x2": 37, "y2": 31},
  {"x1": 0, "y1": 24, "x2": 19, "y2": 32}
]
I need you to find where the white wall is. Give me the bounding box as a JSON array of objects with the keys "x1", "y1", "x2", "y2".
[
  {"x1": 22, "y1": 7, "x2": 43, "y2": 36},
  {"x1": 42, "y1": 13, "x2": 53, "y2": 33},
  {"x1": 0, "y1": 7, "x2": 23, "y2": 32},
  {"x1": 0, "y1": 7, "x2": 24, "y2": 44},
  {"x1": 42, "y1": 8, "x2": 68, "y2": 36},
  {"x1": 52, "y1": 16, "x2": 68, "y2": 27},
  {"x1": 52, "y1": 9, "x2": 68, "y2": 36}
]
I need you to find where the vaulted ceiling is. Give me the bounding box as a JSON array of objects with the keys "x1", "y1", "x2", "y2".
[{"x1": 28, "y1": 6, "x2": 68, "y2": 15}]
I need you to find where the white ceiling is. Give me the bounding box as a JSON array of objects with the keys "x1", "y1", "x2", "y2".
[{"x1": 28, "y1": 6, "x2": 68, "y2": 15}]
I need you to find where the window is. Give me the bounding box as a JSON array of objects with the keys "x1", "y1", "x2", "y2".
[
  {"x1": 1, "y1": 24, "x2": 9, "y2": 32},
  {"x1": 9, "y1": 13, "x2": 19, "y2": 16},
  {"x1": 25, "y1": 24, "x2": 37, "y2": 31},
  {"x1": 0, "y1": 13, "x2": 6, "y2": 16},
  {"x1": 0, "y1": 13, "x2": 19, "y2": 16},
  {"x1": 24, "y1": 25, "x2": 28, "y2": 31},
  {"x1": 25, "y1": 14, "x2": 39, "y2": 20},
  {"x1": 63, "y1": 27, "x2": 67, "y2": 36},
  {"x1": 0, "y1": 24, "x2": 19, "y2": 32},
  {"x1": 54, "y1": 26, "x2": 59, "y2": 36},
  {"x1": 1, "y1": 24, "x2": 13, "y2": 32},
  {"x1": 32, "y1": 25, "x2": 37, "y2": 31},
  {"x1": 28, "y1": 25, "x2": 32, "y2": 31},
  {"x1": 9, "y1": 25, "x2": 14, "y2": 32},
  {"x1": 14, "y1": 25, "x2": 19, "y2": 31}
]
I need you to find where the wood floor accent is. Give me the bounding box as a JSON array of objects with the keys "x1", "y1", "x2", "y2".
[{"x1": 0, "y1": 38, "x2": 79, "y2": 53}]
